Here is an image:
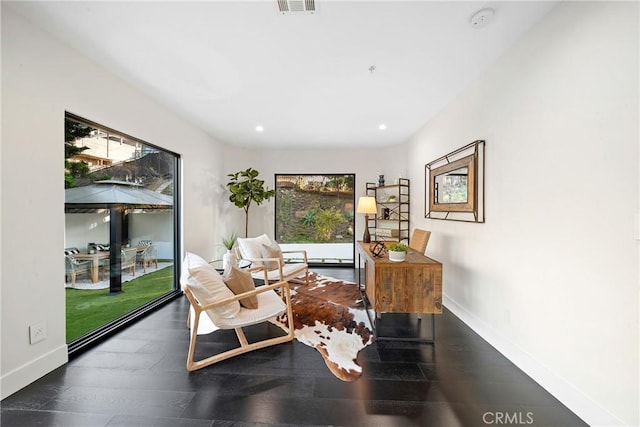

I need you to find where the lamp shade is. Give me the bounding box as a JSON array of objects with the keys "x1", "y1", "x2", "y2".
[{"x1": 357, "y1": 196, "x2": 377, "y2": 214}]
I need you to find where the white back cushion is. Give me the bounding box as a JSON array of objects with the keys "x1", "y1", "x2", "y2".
[
  {"x1": 183, "y1": 252, "x2": 240, "y2": 319},
  {"x1": 236, "y1": 234, "x2": 272, "y2": 266}
]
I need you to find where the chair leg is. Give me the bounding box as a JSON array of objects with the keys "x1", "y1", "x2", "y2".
[
  {"x1": 235, "y1": 328, "x2": 249, "y2": 347},
  {"x1": 187, "y1": 325, "x2": 294, "y2": 372},
  {"x1": 186, "y1": 310, "x2": 295, "y2": 372}
]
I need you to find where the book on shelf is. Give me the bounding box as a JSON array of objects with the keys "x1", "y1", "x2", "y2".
[{"x1": 376, "y1": 228, "x2": 399, "y2": 238}]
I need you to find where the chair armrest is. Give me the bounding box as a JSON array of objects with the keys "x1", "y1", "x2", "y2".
[
  {"x1": 243, "y1": 257, "x2": 285, "y2": 270},
  {"x1": 247, "y1": 264, "x2": 270, "y2": 282}
]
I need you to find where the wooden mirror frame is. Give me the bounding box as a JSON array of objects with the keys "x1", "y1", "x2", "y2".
[
  {"x1": 425, "y1": 140, "x2": 485, "y2": 223},
  {"x1": 429, "y1": 154, "x2": 475, "y2": 213}
]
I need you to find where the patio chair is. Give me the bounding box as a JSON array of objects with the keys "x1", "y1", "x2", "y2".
[
  {"x1": 98, "y1": 257, "x2": 110, "y2": 281},
  {"x1": 236, "y1": 234, "x2": 309, "y2": 285},
  {"x1": 65, "y1": 254, "x2": 92, "y2": 287},
  {"x1": 121, "y1": 248, "x2": 137, "y2": 276},
  {"x1": 181, "y1": 251, "x2": 294, "y2": 371},
  {"x1": 137, "y1": 244, "x2": 158, "y2": 273}
]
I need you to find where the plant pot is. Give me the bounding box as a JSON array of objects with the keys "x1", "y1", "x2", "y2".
[
  {"x1": 388, "y1": 250, "x2": 406, "y2": 262},
  {"x1": 222, "y1": 250, "x2": 237, "y2": 270}
]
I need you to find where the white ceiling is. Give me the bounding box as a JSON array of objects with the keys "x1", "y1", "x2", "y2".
[{"x1": 7, "y1": 1, "x2": 558, "y2": 148}]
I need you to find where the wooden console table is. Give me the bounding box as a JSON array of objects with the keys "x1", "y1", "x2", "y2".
[{"x1": 356, "y1": 241, "x2": 442, "y2": 343}]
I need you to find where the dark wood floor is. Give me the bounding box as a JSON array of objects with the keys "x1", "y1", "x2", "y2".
[{"x1": 1, "y1": 268, "x2": 587, "y2": 426}]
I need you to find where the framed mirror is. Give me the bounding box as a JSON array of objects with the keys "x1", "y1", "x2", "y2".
[{"x1": 425, "y1": 140, "x2": 485, "y2": 222}]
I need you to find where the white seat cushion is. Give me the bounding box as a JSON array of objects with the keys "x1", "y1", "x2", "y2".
[
  {"x1": 251, "y1": 262, "x2": 307, "y2": 281},
  {"x1": 209, "y1": 288, "x2": 286, "y2": 329}
]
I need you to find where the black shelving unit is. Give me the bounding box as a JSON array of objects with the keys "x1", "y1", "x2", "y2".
[{"x1": 365, "y1": 178, "x2": 409, "y2": 244}]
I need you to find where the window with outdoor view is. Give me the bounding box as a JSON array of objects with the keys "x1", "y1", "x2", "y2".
[
  {"x1": 274, "y1": 174, "x2": 355, "y2": 266},
  {"x1": 64, "y1": 112, "x2": 181, "y2": 351}
]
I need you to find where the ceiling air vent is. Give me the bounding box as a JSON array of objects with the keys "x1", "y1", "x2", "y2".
[{"x1": 277, "y1": 0, "x2": 315, "y2": 14}]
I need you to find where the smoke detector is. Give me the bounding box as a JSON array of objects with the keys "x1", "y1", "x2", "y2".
[
  {"x1": 277, "y1": 0, "x2": 316, "y2": 14},
  {"x1": 470, "y1": 8, "x2": 494, "y2": 29}
]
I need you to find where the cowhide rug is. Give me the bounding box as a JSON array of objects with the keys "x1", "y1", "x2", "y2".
[{"x1": 278, "y1": 272, "x2": 374, "y2": 382}]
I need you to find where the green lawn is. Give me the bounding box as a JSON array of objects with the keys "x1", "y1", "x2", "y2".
[{"x1": 66, "y1": 265, "x2": 174, "y2": 342}]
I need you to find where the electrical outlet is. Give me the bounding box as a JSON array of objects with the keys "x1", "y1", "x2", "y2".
[{"x1": 29, "y1": 321, "x2": 46, "y2": 344}]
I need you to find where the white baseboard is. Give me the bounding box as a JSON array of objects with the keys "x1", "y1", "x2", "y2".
[
  {"x1": 443, "y1": 294, "x2": 623, "y2": 427},
  {"x1": 1, "y1": 344, "x2": 68, "y2": 400}
]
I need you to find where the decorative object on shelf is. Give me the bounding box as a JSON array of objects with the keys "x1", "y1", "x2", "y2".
[
  {"x1": 378, "y1": 174, "x2": 385, "y2": 187},
  {"x1": 369, "y1": 240, "x2": 386, "y2": 257},
  {"x1": 226, "y1": 168, "x2": 276, "y2": 237},
  {"x1": 385, "y1": 194, "x2": 397, "y2": 203},
  {"x1": 383, "y1": 207, "x2": 390, "y2": 220},
  {"x1": 376, "y1": 228, "x2": 399, "y2": 238},
  {"x1": 357, "y1": 196, "x2": 377, "y2": 243},
  {"x1": 387, "y1": 242, "x2": 409, "y2": 262},
  {"x1": 221, "y1": 232, "x2": 238, "y2": 270},
  {"x1": 425, "y1": 140, "x2": 485, "y2": 223}
]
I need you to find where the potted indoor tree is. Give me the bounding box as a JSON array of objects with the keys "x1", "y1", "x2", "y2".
[
  {"x1": 226, "y1": 168, "x2": 276, "y2": 237},
  {"x1": 387, "y1": 242, "x2": 409, "y2": 262}
]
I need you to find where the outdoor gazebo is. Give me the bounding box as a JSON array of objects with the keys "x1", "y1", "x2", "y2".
[{"x1": 65, "y1": 180, "x2": 173, "y2": 293}]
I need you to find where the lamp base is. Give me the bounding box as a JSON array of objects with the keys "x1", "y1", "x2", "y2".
[{"x1": 363, "y1": 216, "x2": 371, "y2": 243}]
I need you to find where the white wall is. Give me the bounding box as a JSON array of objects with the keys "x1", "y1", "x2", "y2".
[
  {"x1": 1, "y1": 8, "x2": 226, "y2": 398},
  {"x1": 65, "y1": 213, "x2": 110, "y2": 251},
  {"x1": 129, "y1": 212, "x2": 174, "y2": 259},
  {"x1": 407, "y1": 2, "x2": 638, "y2": 426},
  {"x1": 4, "y1": 2, "x2": 637, "y2": 424},
  {"x1": 229, "y1": 146, "x2": 406, "y2": 251}
]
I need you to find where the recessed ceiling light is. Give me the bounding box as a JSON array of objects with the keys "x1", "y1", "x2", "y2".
[
  {"x1": 378, "y1": 124, "x2": 387, "y2": 130},
  {"x1": 255, "y1": 125, "x2": 264, "y2": 132}
]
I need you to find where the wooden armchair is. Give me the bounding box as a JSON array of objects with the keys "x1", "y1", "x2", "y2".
[
  {"x1": 181, "y1": 252, "x2": 294, "y2": 371},
  {"x1": 409, "y1": 228, "x2": 431, "y2": 255},
  {"x1": 236, "y1": 234, "x2": 309, "y2": 285}
]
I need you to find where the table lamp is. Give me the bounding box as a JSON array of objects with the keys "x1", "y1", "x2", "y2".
[{"x1": 357, "y1": 196, "x2": 377, "y2": 243}]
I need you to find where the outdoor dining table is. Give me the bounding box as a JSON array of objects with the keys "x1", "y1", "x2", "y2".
[
  {"x1": 73, "y1": 251, "x2": 110, "y2": 283},
  {"x1": 74, "y1": 247, "x2": 147, "y2": 283}
]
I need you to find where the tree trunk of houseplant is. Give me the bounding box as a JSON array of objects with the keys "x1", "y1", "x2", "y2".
[{"x1": 226, "y1": 168, "x2": 275, "y2": 237}]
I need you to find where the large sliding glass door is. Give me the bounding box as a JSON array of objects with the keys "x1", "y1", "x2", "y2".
[
  {"x1": 275, "y1": 174, "x2": 355, "y2": 267},
  {"x1": 64, "y1": 113, "x2": 181, "y2": 352}
]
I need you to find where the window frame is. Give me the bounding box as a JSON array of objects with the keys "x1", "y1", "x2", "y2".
[{"x1": 64, "y1": 112, "x2": 182, "y2": 356}]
